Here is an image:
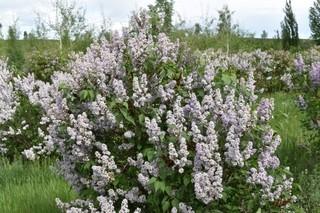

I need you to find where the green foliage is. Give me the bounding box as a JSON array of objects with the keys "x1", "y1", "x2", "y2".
[
  {"x1": 148, "y1": 0, "x2": 174, "y2": 35},
  {"x1": 216, "y1": 5, "x2": 239, "y2": 53},
  {"x1": 51, "y1": 0, "x2": 88, "y2": 51},
  {"x1": 6, "y1": 23, "x2": 24, "y2": 70},
  {"x1": 0, "y1": 158, "x2": 78, "y2": 213},
  {"x1": 309, "y1": 0, "x2": 320, "y2": 44},
  {"x1": 217, "y1": 5, "x2": 236, "y2": 36},
  {"x1": 25, "y1": 49, "x2": 68, "y2": 82},
  {"x1": 297, "y1": 165, "x2": 320, "y2": 212},
  {"x1": 281, "y1": 0, "x2": 299, "y2": 50},
  {"x1": 267, "y1": 92, "x2": 315, "y2": 174},
  {"x1": 261, "y1": 30, "x2": 268, "y2": 39}
]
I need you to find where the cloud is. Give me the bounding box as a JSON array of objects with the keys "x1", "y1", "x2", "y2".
[{"x1": 0, "y1": 0, "x2": 313, "y2": 39}]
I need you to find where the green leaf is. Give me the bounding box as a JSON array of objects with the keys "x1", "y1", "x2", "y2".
[
  {"x1": 119, "y1": 108, "x2": 136, "y2": 125},
  {"x1": 149, "y1": 177, "x2": 157, "y2": 185},
  {"x1": 183, "y1": 175, "x2": 191, "y2": 186},
  {"x1": 256, "y1": 208, "x2": 261, "y2": 213},
  {"x1": 143, "y1": 148, "x2": 156, "y2": 161},
  {"x1": 79, "y1": 89, "x2": 95, "y2": 101},
  {"x1": 154, "y1": 181, "x2": 166, "y2": 192},
  {"x1": 79, "y1": 90, "x2": 88, "y2": 101},
  {"x1": 138, "y1": 114, "x2": 145, "y2": 125},
  {"x1": 162, "y1": 200, "x2": 170, "y2": 212},
  {"x1": 221, "y1": 73, "x2": 236, "y2": 85},
  {"x1": 165, "y1": 186, "x2": 172, "y2": 195},
  {"x1": 171, "y1": 198, "x2": 179, "y2": 207}
]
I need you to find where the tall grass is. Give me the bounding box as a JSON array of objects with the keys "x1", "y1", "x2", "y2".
[
  {"x1": 0, "y1": 158, "x2": 77, "y2": 213},
  {"x1": 266, "y1": 92, "x2": 320, "y2": 212},
  {"x1": 267, "y1": 92, "x2": 314, "y2": 175}
]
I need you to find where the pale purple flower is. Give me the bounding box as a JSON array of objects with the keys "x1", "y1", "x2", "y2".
[{"x1": 310, "y1": 62, "x2": 320, "y2": 86}]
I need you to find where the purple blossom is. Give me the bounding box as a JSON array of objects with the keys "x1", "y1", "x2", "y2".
[
  {"x1": 294, "y1": 54, "x2": 304, "y2": 73},
  {"x1": 310, "y1": 62, "x2": 320, "y2": 86}
]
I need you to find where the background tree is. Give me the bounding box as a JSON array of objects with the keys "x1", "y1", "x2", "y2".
[
  {"x1": 201, "y1": 15, "x2": 215, "y2": 35},
  {"x1": 261, "y1": 30, "x2": 268, "y2": 39},
  {"x1": 23, "y1": 31, "x2": 28, "y2": 40},
  {"x1": 217, "y1": 5, "x2": 233, "y2": 35},
  {"x1": 216, "y1": 5, "x2": 238, "y2": 53},
  {"x1": 0, "y1": 23, "x2": 3, "y2": 39},
  {"x1": 281, "y1": 0, "x2": 299, "y2": 50},
  {"x1": 35, "y1": 13, "x2": 49, "y2": 40},
  {"x1": 309, "y1": 0, "x2": 320, "y2": 44},
  {"x1": 98, "y1": 11, "x2": 111, "y2": 41},
  {"x1": 148, "y1": 0, "x2": 174, "y2": 35},
  {"x1": 51, "y1": 0, "x2": 88, "y2": 51},
  {"x1": 194, "y1": 23, "x2": 202, "y2": 35},
  {"x1": 6, "y1": 21, "x2": 24, "y2": 70}
]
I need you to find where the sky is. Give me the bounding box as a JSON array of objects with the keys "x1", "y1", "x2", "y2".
[{"x1": 0, "y1": 0, "x2": 314, "y2": 39}]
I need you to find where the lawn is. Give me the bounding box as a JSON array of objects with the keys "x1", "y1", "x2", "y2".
[{"x1": 0, "y1": 158, "x2": 77, "y2": 213}]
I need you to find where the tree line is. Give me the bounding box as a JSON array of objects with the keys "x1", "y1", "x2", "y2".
[{"x1": 1, "y1": 0, "x2": 320, "y2": 70}]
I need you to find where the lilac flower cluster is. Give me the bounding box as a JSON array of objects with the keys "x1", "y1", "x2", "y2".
[
  {"x1": 294, "y1": 54, "x2": 305, "y2": 73},
  {"x1": 310, "y1": 62, "x2": 320, "y2": 86},
  {"x1": 280, "y1": 73, "x2": 294, "y2": 89},
  {"x1": 0, "y1": 59, "x2": 17, "y2": 124},
  {"x1": 257, "y1": 98, "x2": 274, "y2": 123},
  {"x1": 248, "y1": 128, "x2": 295, "y2": 203},
  {"x1": 296, "y1": 95, "x2": 307, "y2": 110}
]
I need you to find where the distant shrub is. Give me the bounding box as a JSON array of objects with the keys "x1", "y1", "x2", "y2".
[
  {"x1": 25, "y1": 49, "x2": 68, "y2": 82},
  {"x1": 6, "y1": 25, "x2": 24, "y2": 71}
]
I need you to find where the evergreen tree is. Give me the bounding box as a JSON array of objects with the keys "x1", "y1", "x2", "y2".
[
  {"x1": 6, "y1": 23, "x2": 24, "y2": 70},
  {"x1": 194, "y1": 23, "x2": 202, "y2": 35},
  {"x1": 23, "y1": 31, "x2": 28, "y2": 40},
  {"x1": 261, "y1": 30, "x2": 268, "y2": 39},
  {"x1": 309, "y1": 0, "x2": 320, "y2": 44},
  {"x1": 281, "y1": 0, "x2": 299, "y2": 50},
  {"x1": 0, "y1": 23, "x2": 3, "y2": 39}
]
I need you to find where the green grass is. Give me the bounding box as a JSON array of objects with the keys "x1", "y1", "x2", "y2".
[
  {"x1": 266, "y1": 92, "x2": 315, "y2": 175},
  {"x1": 265, "y1": 92, "x2": 320, "y2": 212},
  {"x1": 170, "y1": 30, "x2": 314, "y2": 52},
  {"x1": 0, "y1": 39, "x2": 59, "y2": 58},
  {"x1": 0, "y1": 158, "x2": 78, "y2": 213}
]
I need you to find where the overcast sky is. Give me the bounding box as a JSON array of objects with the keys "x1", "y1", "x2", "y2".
[{"x1": 0, "y1": 0, "x2": 314, "y2": 38}]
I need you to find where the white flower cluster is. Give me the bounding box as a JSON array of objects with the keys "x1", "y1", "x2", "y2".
[
  {"x1": 248, "y1": 128, "x2": 295, "y2": 203},
  {"x1": 280, "y1": 73, "x2": 294, "y2": 89},
  {"x1": 0, "y1": 59, "x2": 17, "y2": 124},
  {"x1": 171, "y1": 202, "x2": 195, "y2": 213},
  {"x1": 193, "y1": 121, "x2": 223, "y2": 204},
  {"x1": 128, "y1": 153, "x2": 159, "y2": 192}
]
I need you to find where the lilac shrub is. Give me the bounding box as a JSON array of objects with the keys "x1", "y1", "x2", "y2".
[
  {"x1": 198, "y1": 49, "x2": 296, "y2": 93},
  {"x1": 16, "y1": 11, "x2": 296, "y2": 212},
  {"x1": 0, "y1": 59, "x2": 45, "y2": 160},
  {"x1": 0, "y1": 59, "x2": 18, "y2": 154},
  {"x1": 0, "y1": 59, "x2": 17, "y2": 125}
]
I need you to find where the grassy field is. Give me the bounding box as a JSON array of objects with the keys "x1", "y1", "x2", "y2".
[
  {"x1": 0, "y1": 36, "x2": 315, "y2": 60},
  {"x1": 268, "y1": 92, "x2": 320, "y2": 212},
  {"x1": 267, "y1": 92, "x2": 315, "y2": 174},
  {"x1": 0, "y1": 158, "x2": 77, "y2": 213},
  {"x1": 0, "y1": 39, "x2": 59, "y2": 58}
]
